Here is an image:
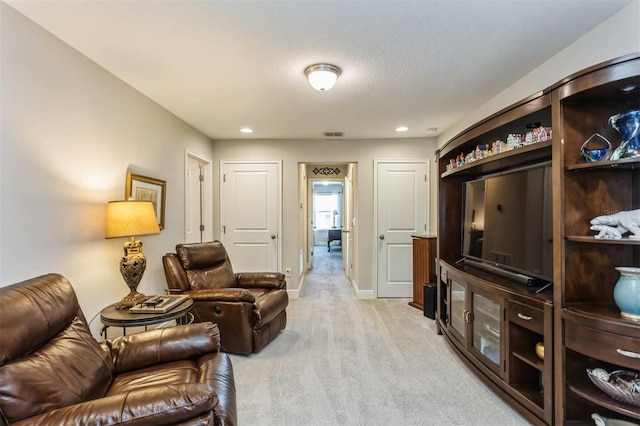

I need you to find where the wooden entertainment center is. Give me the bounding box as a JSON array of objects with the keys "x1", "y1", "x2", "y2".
[{"x1": 436, "y1": 54, "x2": 639, "y2": 425}]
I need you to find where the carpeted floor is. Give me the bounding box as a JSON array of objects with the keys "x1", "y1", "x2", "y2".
[{"x1": 229, "y1": 248, "x2": 531, "y2": 425}]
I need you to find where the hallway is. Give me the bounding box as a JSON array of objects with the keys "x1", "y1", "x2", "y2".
[{"x1": 304, "y1": 246, "x2": 347, "y2": 297}]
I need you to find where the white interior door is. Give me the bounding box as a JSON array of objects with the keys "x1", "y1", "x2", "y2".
[
  {"x1": 220, "y1": 161, "x2": 281, "y2": 272},
  {"x1": 376, "y1": 160, "x2": 428, "y2": 297},
  {"x1": 185, "y1": 152, "x2": 212, "y2": 244},
  {"x1": 344, "y1": 172, "x2": 354, "y2": 280}
]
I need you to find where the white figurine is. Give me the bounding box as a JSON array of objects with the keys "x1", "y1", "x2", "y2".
[{"x1": 590, "y1": 209, "x2": 640, "y2": 240}]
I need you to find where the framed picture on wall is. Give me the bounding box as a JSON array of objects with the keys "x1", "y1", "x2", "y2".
[{"x1": 125, "y1": 172, "x2": 166, "y2": 230}]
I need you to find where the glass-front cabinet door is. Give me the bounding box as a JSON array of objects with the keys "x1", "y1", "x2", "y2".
[
  {"x1": 449, "y1": 278, "x2": 467, "y2": 344},
  {"x1": 470, "y1": 290, "x2": 504, "y2": 374}
]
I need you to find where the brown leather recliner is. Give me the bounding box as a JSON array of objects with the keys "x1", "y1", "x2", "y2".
[
  {"x1": 163, "y1": 241, "x2": 288, "y2": 355},
  {"x1": 0, "y1": 273, "x2": 237, "y2": 426}
]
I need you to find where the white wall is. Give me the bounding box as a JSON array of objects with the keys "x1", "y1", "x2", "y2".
[
  {"x1": 211, "y1": 138, "x2": 437, "y2": 295},
  {"x1": 0, "y1": 4, "x2": 214, "y2": 337},
  {"x1": 439, "y1": 0, "x2": 640, "y2": 146}
]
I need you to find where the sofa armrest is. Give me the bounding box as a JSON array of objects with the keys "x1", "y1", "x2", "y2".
[
  {"x1": 184, "y1": 288, "x2": 256, "y2": 303},
  {"x1": 101, "y1": 322, "x2": 220, "y2": 374},
  {"x1": 163, "y1": 253, "x2": 191, "y2": 292},
  {"x1": 13, "y1": 383, "x2": 217, "y2": 426},
  {"x1": 235, "y1": 272, "x2": 286, "y2": 290}
]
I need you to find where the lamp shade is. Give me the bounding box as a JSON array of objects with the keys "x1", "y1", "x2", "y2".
[
  {"x1": 305, "y1": 64, "x2": 341, "y2": 91},
  {"x1": 105, "y1": 200, "x2": 160, "y2": 238}
]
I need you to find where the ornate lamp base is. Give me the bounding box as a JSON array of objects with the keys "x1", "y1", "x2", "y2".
[
  {"x1": 117, "y1": 291, "x2": 146, "y2": 308},
  {"x1": 117, "y1": 237, "x2": 148, "y2": 309}
]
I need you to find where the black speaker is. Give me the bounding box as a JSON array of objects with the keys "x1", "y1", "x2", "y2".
[{"x1": 423, "y1": 282, "x2": 437, "y2": 320}]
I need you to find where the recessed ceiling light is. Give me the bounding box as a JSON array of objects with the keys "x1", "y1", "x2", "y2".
[
  {"x1": 240, "y1": 128, "x2": 253, "y2": 133},
  {"x1": 395, "y1": 126, "x2": 408, "y2": 132},
  {"x1": 621, "y1": 85, "x2": 638, "y2": 93}
]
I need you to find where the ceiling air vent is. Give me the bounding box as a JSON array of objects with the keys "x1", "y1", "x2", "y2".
[{"x1": 324, "y1": 132, "x2": 344, "y2": 137}]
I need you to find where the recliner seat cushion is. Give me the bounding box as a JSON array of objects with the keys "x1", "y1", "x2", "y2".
[{"x1": 107, "y1": 360, "x2": 201, "y2": 395}]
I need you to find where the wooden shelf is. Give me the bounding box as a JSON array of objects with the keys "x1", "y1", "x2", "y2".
[
  {"x1": 511, "y1": 384, "x2": 544, "y2": 417},
  {"x1": 563, "y1": 304, "x2": 640, "y2": 337},
  {"x1": 441, "y1": 139, "x2": 552, "y2": 178},
  {"x1": 566, "y1": 236, "x2": 640, "y2": 245},
  {"x1": 512, "y1": 350, "x2": 544, "y2": 372},
  {"x1": 565, "y1": 157, "x2": 640, "y2": 172},
  {"x1": 568, "y1": 381, "x2": 640, "y2": 420}
]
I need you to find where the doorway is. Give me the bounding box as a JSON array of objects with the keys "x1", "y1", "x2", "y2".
[
  {"x1": 185, "y1": 151, "x2": 213, "y2": 243},
  {"x1": 312, "y1": 181, "x2": 343, "y2": 253},
  {"x1": 301, "y1": 162, "x2": 357, "y2": 292}
]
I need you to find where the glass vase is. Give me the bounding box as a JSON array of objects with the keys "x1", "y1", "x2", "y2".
[{"x1": 608, "y1": 109, "x2": 640, "y2": 161}]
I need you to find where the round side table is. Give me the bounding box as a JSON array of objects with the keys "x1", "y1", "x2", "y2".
[{"x1": 100, "y1": 297, "x2": 193, "y2": 338}]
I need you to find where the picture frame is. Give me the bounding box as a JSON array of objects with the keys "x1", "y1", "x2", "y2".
[{"x1": 125, "y1": 172, "x2": 166, "y2": 230}]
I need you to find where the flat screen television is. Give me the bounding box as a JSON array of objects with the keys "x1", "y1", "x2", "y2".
[{"x1": 461, "y1": 162, "x2": 553, "y2": 285}]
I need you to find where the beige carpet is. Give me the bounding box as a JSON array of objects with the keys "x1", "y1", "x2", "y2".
[{"x1": 229, "y1": 248, "x2": 531, "y2": 425}]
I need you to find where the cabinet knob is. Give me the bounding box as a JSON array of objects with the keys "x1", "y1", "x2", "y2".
[
  {"x1": 379, "y1": 234, "x2": 385, "y2": 240},
  {"x1": 517, "y1": 313, "x2": 533, "y2": 321}
]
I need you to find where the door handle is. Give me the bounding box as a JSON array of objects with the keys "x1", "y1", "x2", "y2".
[
  {"x1": 379, "y1": 235, "x2": 385, "y2": 240},
  {"x1": 271, "y1": 234, "x2": 276, "y2": 239}
]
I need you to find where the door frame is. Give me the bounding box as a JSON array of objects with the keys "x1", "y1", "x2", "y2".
[
  {"x1": 373, "y1": 159, "x2": 429, "y2": 299},
  {"x1": 184, "y1": 150, "x2": 213, "y2": 243},
  {"x1": 219, "y1": 159, "x2": 283, "y2": 273}
]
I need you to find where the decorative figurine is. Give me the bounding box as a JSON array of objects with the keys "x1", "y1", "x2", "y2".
[
  {"x1": 580, "y1": 133, "x2": 612, "y2": 162},
  {"x1": 590, "y1": 209, "x2": 640, "y2": 239}
]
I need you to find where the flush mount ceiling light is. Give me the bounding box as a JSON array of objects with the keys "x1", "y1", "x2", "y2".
[{"x1": 305, "y1": 63, "x2": 341, "y2": 91}]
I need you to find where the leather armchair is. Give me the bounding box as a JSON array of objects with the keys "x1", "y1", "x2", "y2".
[
  {"x1": 0, "y1": 274, "x2": 237, "y2": 426},
  {"x1": 163, "y1": 241, "x2": 288, "y2": 355}
]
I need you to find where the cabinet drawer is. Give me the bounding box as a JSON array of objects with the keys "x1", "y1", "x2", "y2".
[
  {"x1": 508, "y1": 300, "x2": 543, "y2": 334},
  {"x1": 565, "y1": 321, "x2": 640, "y2": 371}
]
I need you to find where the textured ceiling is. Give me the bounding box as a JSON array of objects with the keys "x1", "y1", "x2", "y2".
[{"x1": 6, "y1": 0, "x2": 634, "y2": 140}]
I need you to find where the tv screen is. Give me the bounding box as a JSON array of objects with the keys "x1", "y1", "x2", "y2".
[{"x1": 461, "y1": 162, "x2": 553, "y2": 283}]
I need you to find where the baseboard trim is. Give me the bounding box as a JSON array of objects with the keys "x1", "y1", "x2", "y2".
[
  {"x1": 287, "y1": 271, "x2": 308, "y2": 300},
  {"x1": 354, "y1": 282, "x2": 374, "y2": 300},
  {"x1": 287, "y1": 289, "x2": 300, "y2": 300}
]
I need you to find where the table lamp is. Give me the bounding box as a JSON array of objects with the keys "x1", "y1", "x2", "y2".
[{"x1": 105, "y1": 200, "x2": 161, "y2": 308}]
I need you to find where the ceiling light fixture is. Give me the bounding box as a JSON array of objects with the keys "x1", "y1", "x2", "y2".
[
  {"x1": 240, "y1": 127, "x2": 253, "y2": 133},
  {"x1": 395, "y1": 126, "x2": 409, "y2": 132},
  {"x1": 305, "y1": 63, "x2": 341, "y2": 92}
]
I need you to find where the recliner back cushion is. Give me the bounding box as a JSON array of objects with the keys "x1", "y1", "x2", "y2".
[
  {"x1": 0, "y1": 317, "x2": 114, "y2": 423},
  {"x1": 0, "y1": 274, "x2": 114, "y2": 424},
  {"x1": 177, "y1": 242, "x2": 235, "y2": 290},
  {"x1": 0, "y1": 274, "x2": 78, "y2": 365}
]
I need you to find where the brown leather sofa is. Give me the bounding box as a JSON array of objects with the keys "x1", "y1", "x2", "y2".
[
  {"x1": 0, "y1": 273, "x2": 237, "y2": 426},
  {"x1": 163, "y1": 241, "x2": 288, "y2": 355}
]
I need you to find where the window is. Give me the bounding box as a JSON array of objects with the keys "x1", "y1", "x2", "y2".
[{"x1": 314, "y1": 193, "x2": 339, "y2": 229}]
